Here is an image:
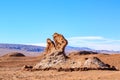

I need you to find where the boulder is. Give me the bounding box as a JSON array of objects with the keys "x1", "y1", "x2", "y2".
[
  {"x1": 83, "y1": 57, "x2": 110, "y2": 69},
  {"x1": 83, "y1": 57, "x2": 117, "y2": 70}
]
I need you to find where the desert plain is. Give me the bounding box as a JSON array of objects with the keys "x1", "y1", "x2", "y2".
[{"x1": 0, "y1": 53, "x2": 120, "y2": 80}]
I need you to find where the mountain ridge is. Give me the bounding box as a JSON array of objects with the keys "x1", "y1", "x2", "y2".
[{"x1": 0, "y1": 43, "x2": 119, "y2": 56}]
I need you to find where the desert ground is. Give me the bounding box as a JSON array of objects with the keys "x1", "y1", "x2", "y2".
[{"x1": 0, "y1": 53, "x2": 120, "y2": 80}]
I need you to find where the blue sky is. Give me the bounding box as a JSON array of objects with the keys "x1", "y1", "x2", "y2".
[{"x1": 0, "y1": 0, "x2": 120, "y2": 50}]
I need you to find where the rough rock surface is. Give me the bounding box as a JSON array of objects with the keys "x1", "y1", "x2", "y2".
[
  {"x1": 45, "y1": 38, "x2": 55, "y2": 54},
  {"x1": 83, "y1": 57, "x2": 110, "y2": 69},
  {"x1": 33, "y1": 33, "x2": 68, "y2": 70},
  {"x1": 33, "y1": 51, "x2": 67, "y2": 69},
  {"x1": 53, "y1": 33, "x2": 68, "y2": 52}
]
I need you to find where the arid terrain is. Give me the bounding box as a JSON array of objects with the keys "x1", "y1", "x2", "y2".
[
  {"x1": 0, "y1": 53, "x2": 120, "y2": 80},
  {"x1": 0, "y1": 33, "x2": 120, "y2": 80}
]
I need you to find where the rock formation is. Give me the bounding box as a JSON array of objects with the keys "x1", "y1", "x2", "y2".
[
  {"x1": 53, "y1": 33, "x2": 68, "y2": 52},
  {"x1": 44, "y1": 33, "x2": 68, "y2": 54},
  {"x1": 33, "y1": 33, "x2": 68, "y2": 70},
  {"x1": 45, "y1": 38, "x2": 55, "y2": 54},
  {"x1": 83, "y1": 57, "x2": 110, "y2": 69},
  {"x1": 23, "y1": 33, "x2": 117, "y2": 71}
]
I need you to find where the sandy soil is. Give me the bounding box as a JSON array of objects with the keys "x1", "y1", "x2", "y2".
[
  {"x1": 0, "y1": 69, "x2": 120, "y2": 80},
  {"x1": 0, "y1": 54, "x2": 120, "y2": 80}
]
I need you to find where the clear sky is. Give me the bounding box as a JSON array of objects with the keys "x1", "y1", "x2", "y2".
[{"x1": 0, "y1": 0, "x2": 120, "y2": 50}]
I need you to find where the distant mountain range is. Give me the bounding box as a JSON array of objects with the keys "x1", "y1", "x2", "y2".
[
  {"x1": 0, "y1": 43, "x2": 45, "y2": 56},
  {"x1": 66, "y1": 46, "x2": 120, "y2": 54},
  {"x1": 0, "y1": 43, "x2": 119, "y2": 56},
  {"x1": 0, "y1": 43, "x2": 44, "y2": 52}
]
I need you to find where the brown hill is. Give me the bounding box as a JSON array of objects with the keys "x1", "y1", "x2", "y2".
[
  {"x1": 2, "y1": 52, "x2": 25, "y2": 57},
  {"x1": 68, "y1": 51, "x2": 98, "y2": 56}
]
